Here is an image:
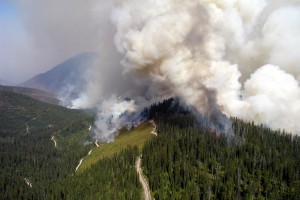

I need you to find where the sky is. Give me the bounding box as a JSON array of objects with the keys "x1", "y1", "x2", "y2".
[{"x1": 0, "y1": 0, "x2": 100, "y2": 84}]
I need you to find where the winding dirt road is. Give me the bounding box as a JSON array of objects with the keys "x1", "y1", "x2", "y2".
[
  {"x1": 135, "y1": 120, "x2": 157, "y2": 199},
  {"x1": 136, "y1": 156, "x2": 152, "y2": 200},
  {"x1": 75, "y1": 140, "x2": 100, "y2": 173},
  {"x1": 149, "y1": 120, "x2": 157, "y2": 136}
]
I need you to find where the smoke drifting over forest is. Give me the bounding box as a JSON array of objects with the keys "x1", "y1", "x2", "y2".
[
  {"x1": 69, "y1": 0, "x2": 300, "y2": 140},
  {"x1": 5, "y1": 0, "x2": 300, "y2": 139}
]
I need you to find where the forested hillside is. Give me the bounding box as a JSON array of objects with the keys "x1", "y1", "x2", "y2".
[
  {"x1": 77, "y1": 122, "x2": 155, "y2": 172},
  {"x1": 0, "y1": 87, "x2": 94, "y2": 199},
  {"x1": 142, "y1": 100, "x2": 300, "y2": 199},
  {"x1": 0, "y1": 87, "x2": 143, "y2": 199},
  {"x1": 1, "y1": 93, "x2": 300, "y2": 199},
  {"x1": 0, "y1": 86, "x2": 59, "y2": 105},
  {"x1": 55, "y1": 147, "x2": 141, "y2": 200}
]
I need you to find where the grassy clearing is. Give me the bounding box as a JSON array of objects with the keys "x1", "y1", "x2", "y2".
[{"x1": 77, "y1": 121, "x2": 155, "y2": 173}]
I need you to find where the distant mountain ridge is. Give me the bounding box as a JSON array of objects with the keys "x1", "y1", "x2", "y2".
[
  {"x1": 21, "y1": 52, "x2": 97, "y2": 102},
  {"x1": 0, "y1": 85, "x2": 59, "y2": 105}
]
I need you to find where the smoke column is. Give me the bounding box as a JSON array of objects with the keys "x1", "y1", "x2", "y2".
[{"x1": 71, "y1": 0, "x2": 300, "y2": 139}]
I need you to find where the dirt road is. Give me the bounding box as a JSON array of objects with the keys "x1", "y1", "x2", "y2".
[
  {"x1": 136, "y1": 156, "x2": 152, "y2": 200},
  {"x1": 75, "y1": 159, "x2": 83, "y2": 172},
  {"x1": 149, "y1": 120, "x2": 157, "y2": 136}
]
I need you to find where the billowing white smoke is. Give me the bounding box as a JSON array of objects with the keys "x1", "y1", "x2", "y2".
[
  {"x1": 240, "y1": 65, "x2": 300, "y2": 133},
  {"x1": 92, "y1": 96, "x2": 138, "y2": 142},
  {"x1": 72, "y1": 0, "x2": 300, "y2": 139}
]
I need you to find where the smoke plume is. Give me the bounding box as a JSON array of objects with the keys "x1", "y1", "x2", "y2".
[{"x1": 70, "y1": 0, "x2": 300, "y2": 139}]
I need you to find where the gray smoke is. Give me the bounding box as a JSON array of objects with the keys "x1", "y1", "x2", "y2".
[{"x1": 67, "y1": 0, "x2": 300, "y2": 139}]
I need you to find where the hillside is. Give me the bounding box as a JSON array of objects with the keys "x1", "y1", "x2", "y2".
[
  {"x1": 0, "y1": 87, "x2": 94, "y2": 199},
  {"x1": 77, "y1": 122, "x2": 155, "y2": 173},
  {"x1": 0, "y1": 85, "x2": 59, "y2": 105},
  {"x1": 142, "y1": 101, "x2": 300, "y2": 199},
  {"x1": 21, "y1": 52, "x2": 97, "y2": 101},
  {"x1": 0, "y1": 86, "x2": 151, "y2": 199},
  {"x1": 0, "y1": 86, "x2": 92, "y2": 132},
  {"x1": 53, "y1": 122, "x2": 156, "y2": 199}
]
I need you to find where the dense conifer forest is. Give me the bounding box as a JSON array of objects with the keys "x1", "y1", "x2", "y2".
[
  {"x1": 0, "y1": 88, "x2": 94, "y2": 199},
  {"x1": 1, "y1": 90, "x2": 300, "y2": 199},
  {"x1": 56, "y1": 147, "x2": 141, "y2": 200},
  {"x1": 143, "y1": 99, "x2": 300, "y2": 199}
]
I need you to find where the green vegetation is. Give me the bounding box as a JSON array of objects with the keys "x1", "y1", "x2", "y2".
[
  {"x1": 1, "y1": 91, "x2": 300, "y2": 200},
  {"x1": 0, "y1": 85, "x2": 59, "y2": 105},
  {"x1": 57, "y1": 147, "x2": 141, "y2": 200},
  {"x1": 78, "y1": 122, "x2": 155, "y2": 172},
  {"x1": 0, "y1": 87, "x2": 92, "y2": 132},
  {"x1": 0, "y1": 87, "x2": 147, "y2": 199},
  {"x1": 142, "y1": 100, "x2": 300, "y2": 200},
  {"x1": 0, "y1": 88, "x2": 94, "y2": 199}
]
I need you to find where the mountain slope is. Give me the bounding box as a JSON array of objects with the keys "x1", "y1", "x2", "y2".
[
  {"x1": 0, "y1": 86, "x2": 92, "y2": 132},
  {"x1": 0, "y1": 87, "x2": 94, "y2": 199},
  {"x1": 0, "y1": 86, "x2": 149, "y2": 199},
  {"x1": 0, "y1": 85, "x2": 59, "y2": 105},
  {"x1": 21, "y1": 52, "x2": 97, "y2": 100},
  {"x1": 142, "y1": 101, "x2": 300, "y2": 199},
  {"x1": 77, "y1": 122, "x2": 155, "y2": 172}
]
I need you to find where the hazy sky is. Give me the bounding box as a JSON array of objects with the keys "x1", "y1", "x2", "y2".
[{"x1": 0, "y1": 0, "x2": 100, "y2": 83}]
